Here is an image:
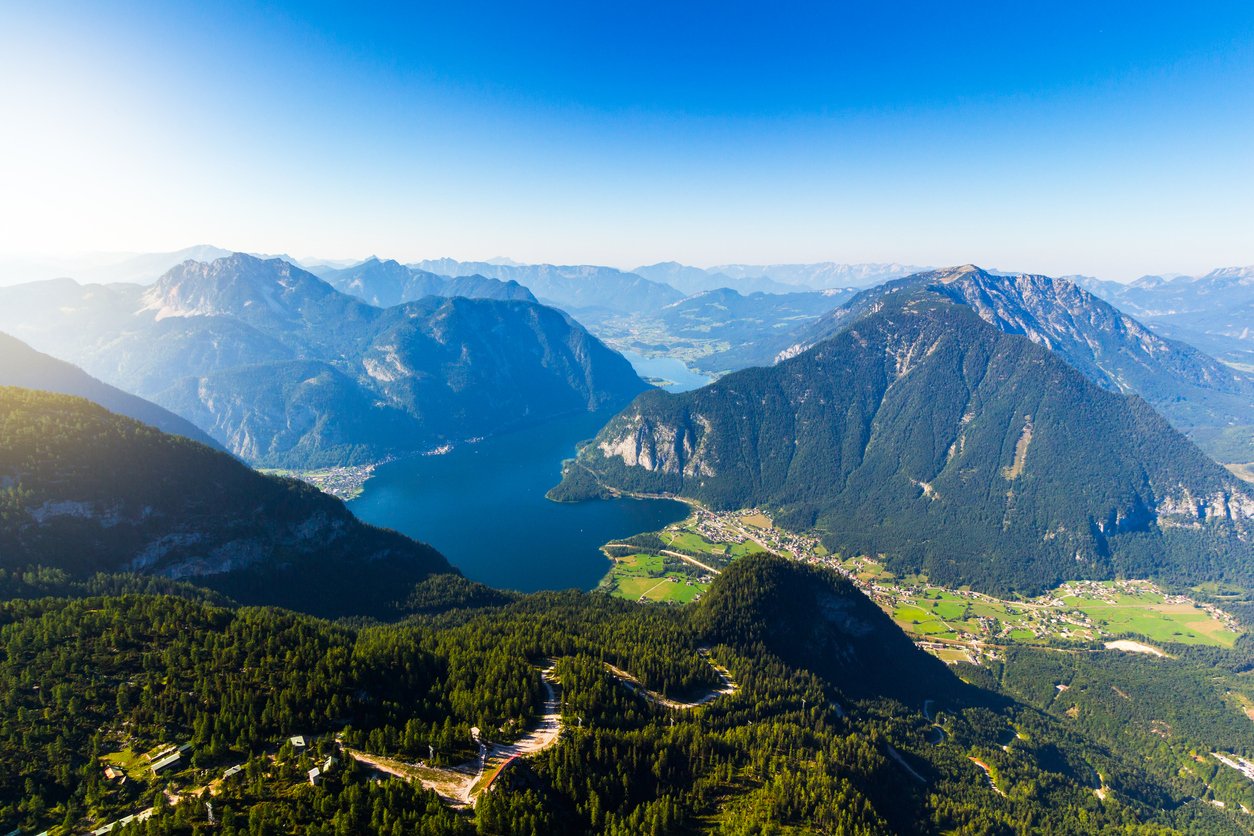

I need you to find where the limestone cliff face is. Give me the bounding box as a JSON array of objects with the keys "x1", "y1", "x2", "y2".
[
  {"x1": 596, "y1": 413, "x2": 714, "y2": 478},
  {"x1": 1157, "y1": 487, "x2": 1254, "y2": 532}
]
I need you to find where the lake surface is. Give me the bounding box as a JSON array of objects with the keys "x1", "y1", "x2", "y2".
[
  {"x1": 619, "y1": 350, "x2": 712, "y2": 393},
  {"x1": 349, "y1": 410, "x2": 689, "y2": 592}
]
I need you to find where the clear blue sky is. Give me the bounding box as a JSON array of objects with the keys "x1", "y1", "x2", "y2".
[{"x1": 2, "y1": 1, "x2": 1253, "y2": 279}]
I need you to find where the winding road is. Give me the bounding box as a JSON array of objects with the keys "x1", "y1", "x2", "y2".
[
  {"x1": 347, "y1": 652, "x2": 740, "y2": 808},
  {"x1": 347, "y1": 665, "x2": 564, "y2": 807}
]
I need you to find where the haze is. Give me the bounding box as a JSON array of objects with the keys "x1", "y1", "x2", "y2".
[{"x1": 2, "y1": 1, "x2": 1253, "y2": 280}]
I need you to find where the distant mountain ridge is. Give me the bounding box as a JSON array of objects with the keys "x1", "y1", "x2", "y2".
[
  {"x1": 553, "y1": 291, "x2": 1254, "y2": 595},
  {"x1": 1077, "y1": 267, "x2": 1254, "y2": 371},
  {"x1": 708, "y1": 261, "x2": 929, "y2": 290},
  {"x1": 632, "y1": 262, "x2": 802, "y2": 295},
  {"x1": 311, "y1": 257, "x2": 538, "y2": 307},
  {"x1": 408, "y1": 258, "x2": 685, "y2": 317},
  {"x1": 0, "y1": 387, "x2": 458, "y2": 617},
  {"x1": 0, "y1": 254, "x2": 647, "y2": 468}
]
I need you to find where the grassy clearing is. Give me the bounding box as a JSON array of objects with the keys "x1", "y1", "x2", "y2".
[
  {"x1": 661, "y1": 531, "x2": 725, "y2": 555},
  {"x1": 739, "y1": 512, "x2": 773, "y2": 529},
  {"x1": 1070, "y1": 603, "x2": 1238, "y2": 647},
  {"x1": 1058, "y1": 582, "x2": 1239, "y2": 648},
  {"x1": 101, "y1": 747, "x2": 151, "y2": 782},
  {"x1": 1225, "y1": 462, "x2": 1254, "y2": 484},
  {"x1": 603, "y1": 552, "x2": 708, "y2": 604},
  {"x1": 1193, "y1": 581, "x2": 1249, "y2": 600}
]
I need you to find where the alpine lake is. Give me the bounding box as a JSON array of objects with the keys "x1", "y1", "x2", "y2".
[{"x1": 350, "y1": 408, "x2": 691, "y2": 592}]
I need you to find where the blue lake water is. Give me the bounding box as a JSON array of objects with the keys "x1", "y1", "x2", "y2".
[
  {"x1": 349, "y1": 410, "x2": 689, "y2": 592},
  {"x1": 619, "y1": 350, "x2": 713, "y2": 393}
]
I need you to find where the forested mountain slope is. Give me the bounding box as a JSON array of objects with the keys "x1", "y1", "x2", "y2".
[
  {"x1": 788, "y1": 266, "x2": 1254, "y2": 462},
  {"x1": 554, "y1": 294, "x2": 1254, "y2": 594},
  {"x1": 4, "y1": 554, "x2": 1246, "y2": 835},
  {"x1": 710, "y1": 266, "x2": 1254, "y2": 462},
  {"x1": 0, "y1": 332, "x2": 223, "y2": 450},
  {"x1": 0, "y1": 387, "x2": 457, "y2": 616},
  {"x1": 694, "y1": 554, "x2": 962, "y2": 703}
]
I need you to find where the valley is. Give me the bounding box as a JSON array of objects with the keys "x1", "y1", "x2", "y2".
[
  {"x1": 599, "y1": 503, "x2": 1243, "y2": 655},
  {"x1": 6, "y1": 3, "x2": 1254, "y2": 831}
]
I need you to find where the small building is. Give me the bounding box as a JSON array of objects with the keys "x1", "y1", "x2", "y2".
[
  {"x1": 289, "y1": 735, "x2": 306, "y2": 748},
  {"x1": 103, "y1": 766, "x2": 121, "y2": 781},
  {"x1": 307, "y1": 766, "x2": 322, "y2": 786},
  {"x1": 151, "y1": 751, "x2": 181, "y2": 773},
  {"x1": 322, "y1": 756, "x2": 336, "y2": 773},
  {"x1": 149, "y1": 745, "x2": 177, "y2": 761},
  {"x1": 222, "y1": 764, "x2": 243, "y2": 780}
]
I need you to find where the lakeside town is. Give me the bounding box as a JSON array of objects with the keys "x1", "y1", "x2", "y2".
[{"x1": 261, "y1": 464, "x2": 379, "y2": 501}]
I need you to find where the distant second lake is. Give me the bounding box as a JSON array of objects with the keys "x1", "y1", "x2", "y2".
[
  {"x1": 349, "y1": 410, "x2": 689, "y2": 592},
  {"x1": 618, "y1": 350, "x2": 713, "y2": 393}
]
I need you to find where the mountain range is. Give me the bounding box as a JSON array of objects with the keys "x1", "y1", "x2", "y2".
[
  {"x1": 632, "y1": 262, "x2": 804, "y2": 295},
  {"x1": 407, "y1": 258, "x2": 685, "y2": 318},
  {"x1": 707, "y1": 261, "x2": 929, "y2": 290},
  {"x1": 683, "y1": 265, "x2": 1254, "y2": 462},
  {"x1": 553, "y1": 289, "x2": 1254, "y2": 595},
  {"x1": 311, "y1": 256, "x2": 538, "y2": 307},
  {"x1": 0, "y1": 254, "x2": 647, "y2": 468},
  {"x1": 1077, "y1": 267, "x2": 1254, "y2": 371}
]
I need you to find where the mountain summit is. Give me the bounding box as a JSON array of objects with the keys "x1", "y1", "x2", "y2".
[{"x1": 729, "y1": 265, "x2": 1254, "y2": 462}]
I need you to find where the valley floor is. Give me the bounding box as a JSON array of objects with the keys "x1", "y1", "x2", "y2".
[{"x1": 599, "y1": 503, "x2": 1243, "y2": 657}]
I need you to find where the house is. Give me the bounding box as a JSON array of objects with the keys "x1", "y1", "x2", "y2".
[
  {"x1": 289, "y1": 735, "x2": 306, "y2": 748},
  {"x1": 307, "y1": 766, "x2": 321, "y2": 786},
  {"x1": 222, "y1": 764, "x2": 243, "y2": 779},
  {"x1": 103, "y1": 766, "x2": 121, "y2": 781},
  {"x1": 322, "y1": 756, "x2": 336, "y2": 773}
]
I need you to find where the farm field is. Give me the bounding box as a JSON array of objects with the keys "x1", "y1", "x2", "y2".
[
  {"x1": 601, "y1": 509, "x2": 1243, "y2": 654},
  {"x1": 1059, "y1": 583, "x2": 1240, "y2": 647},
  {"x1": 849, "y1": 556, "x2": 1241, "y2": 651},
  {"x1": 660, "y1": 529, "x2": 762, "y2": 561},
  {"x1": 601, "y1": 552, "x2": 708, "y2": 604}
]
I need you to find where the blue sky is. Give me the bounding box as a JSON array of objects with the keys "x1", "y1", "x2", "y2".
[{"x1": 2, "y1": 1, "x2": 1253, "y2": 279}]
